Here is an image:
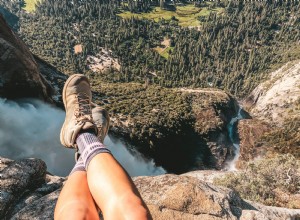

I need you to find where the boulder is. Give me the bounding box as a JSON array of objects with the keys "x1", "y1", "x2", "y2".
[
  {"x1": 134, "y1": 174, "x2": 242, "y2": 220},
  {"x1": 0, "y1": 14, "x2": 53, "y2": 101},
  {"x1": 0, "y1": 157, "x2": 64, "y2": 219}
]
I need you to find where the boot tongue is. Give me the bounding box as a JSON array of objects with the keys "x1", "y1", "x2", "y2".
[{"x1": 82, "y1": 121, "x2": 98, "y2": 135}]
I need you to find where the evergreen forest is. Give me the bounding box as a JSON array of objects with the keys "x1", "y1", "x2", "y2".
[{"x1": 1, "y1": 0, "x2": 299, "y2": 98}]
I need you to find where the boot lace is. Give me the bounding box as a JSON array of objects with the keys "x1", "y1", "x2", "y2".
[{"x1": 74, "y1": 93, "x2": 92, "y2": 124}]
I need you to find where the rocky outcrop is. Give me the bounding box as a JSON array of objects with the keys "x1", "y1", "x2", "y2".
[
  {"x1": 87, "y1": 47, "x2": 121, "y2": 72},
  {"x1": 245, "y1": 60, "x2": 300, "y2": 125},
  {"x1": 182, "y1": 170, "x2": 229, "y2": 183},
  {"x1": 134, "y1": 174, "x2": 242, "y2": 220},
  {"x1": 182, "y1": 170, "x2": 300, "y2": 220},
  {"x1": 0, "y1": 157, "x2": 64, "y2": 219},
  {"x1": 242, "y1": 60, "x2": 300, "y2": 159},
  {"x1": 0, "y1": 14, "x2": 53, "y2": 101},
  {"x1": 138, "y1": 173, "x2": 300, "y2": 220},
  {"x1": 180, "y1": 88, "x2": 239, "y2": 169},
  {"x1": 236, "y1": 119, "x2": 271, "y2": 167},
  {"x1": 93, "y1": 84, "x2": 240, "y2": 173},
  {"x1": 1, "y1": 156, "x2": 300, "y2": 220},
  {"x1": 239, "y1": 200, "x2": 300, "y2": 220}
]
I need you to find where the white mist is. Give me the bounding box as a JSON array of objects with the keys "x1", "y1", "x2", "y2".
[{"x1": 0, "y1": 98, "x2": 165, "y2": 177}]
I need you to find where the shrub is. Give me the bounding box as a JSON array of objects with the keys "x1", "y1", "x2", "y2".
[
  {"x1": 214, "y1": 154, "x2": 300, "y2": 208},
  {"x1": 260, "y1": 116, "x2": 300, "y2": 158}
]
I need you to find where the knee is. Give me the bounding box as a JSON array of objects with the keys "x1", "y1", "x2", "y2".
[
  {"x1": 125, "y1": 205, "x2": 151, "y2": 220},
  {"x1": 69, "y1": 205, "x2": 94, "y2": 219},
  {"x1": 117, "y1": 193, "x2": 151, "y2": 220},
  {"x1": 55, "y1": 201, "x2": 98, "y2": 220}
]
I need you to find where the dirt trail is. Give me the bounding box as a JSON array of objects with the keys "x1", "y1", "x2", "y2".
[{"x1": 178, "y1": 88, "x2": 228, "y2": 96}]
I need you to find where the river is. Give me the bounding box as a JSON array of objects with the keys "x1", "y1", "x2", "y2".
[{"x1": 226, "y1": 106, "x2": 245, "y2": 170}]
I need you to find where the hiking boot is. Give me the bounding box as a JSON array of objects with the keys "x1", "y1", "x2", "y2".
[
  {"x1": 75, "y1": 104, "x2": 110, "y2": 161},
  {"x1": 92, "y1": 104, "x2": 110, "y2": 143},
  {"x1": 60, "y1": 74, "x2": 98, "y2": 148}
]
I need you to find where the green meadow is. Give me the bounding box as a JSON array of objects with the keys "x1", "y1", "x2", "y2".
[
  {"x1": 118, "y1": 4, "x2": 223, "y2": 27},
  {"x1": 23, "y1": 0, "x2": 41, "y2": 12}
]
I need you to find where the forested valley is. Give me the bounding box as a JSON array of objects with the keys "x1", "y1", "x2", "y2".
[{"x1": 1, "y1": 0, "x2": 299, "y2": 98}]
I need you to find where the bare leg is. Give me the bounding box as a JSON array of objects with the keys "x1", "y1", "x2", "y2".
[
  {"x1": 57, "y1": 74, "x2": 151, "y2": 219},
  {"x1": 87, "y1": 153, "x2": 152, "y2": 220},
  {"x1": 54, "y1": 171, "x2": 100, "y2": 220}
]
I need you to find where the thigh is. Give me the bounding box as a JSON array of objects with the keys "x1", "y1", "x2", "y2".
[{"x1": 87, "y1": 154, "x2": 151, "y2": 220}]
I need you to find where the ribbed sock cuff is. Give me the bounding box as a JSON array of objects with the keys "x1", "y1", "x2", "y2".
[
  {"x1": 76, "y1": 132, "x2": 111, "y2": 169},
  {"x1": 69, "y1": 157, "x2": 85, "y2": 176},
  {"x1": 76, "y1": 132, "x2": 100, "y2": 154}
]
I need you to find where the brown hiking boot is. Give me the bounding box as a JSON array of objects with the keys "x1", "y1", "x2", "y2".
[
  {"x1": 92, "y1": 104, "x2": 110, "y2": 143},
  {"x1": 75, "y1": 104, "x2": 110, "y2": 161},
  {"x1": 60, "y1": 74, "x2": 98, "y2": 148}
]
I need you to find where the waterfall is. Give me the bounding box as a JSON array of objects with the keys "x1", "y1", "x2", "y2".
[
  {"x1": 0, "y1": 98, "x2": 165, "y2": 177},
  {"x1": 226, "y1": 107, "x2": 244, "y2": 171}
]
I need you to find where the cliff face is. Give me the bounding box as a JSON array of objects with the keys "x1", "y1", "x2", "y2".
[
  {"x1": 33, "y1": 55, "x2": 67, "y2": 106},
  {"x1": 92, "y1": 83, "x2": 239, "y2": 173},
  {"x1": 245, "y1": 60, "x2": 300, "y2": 125},
  {"x1": 1, "y1": 156, "x2": 299, "y2": 220},
  {"x1": 0, "y1": 14, "x2": 52, "y2": 101},
  {"x1": 180, "y1": 88, "x2": 239, "y2": 169},
  {"x1": 239, "y1": 60, "x2": 300, "y2": 162},
  {"x1": 237, "y1": 119, "x2": 271, "y2": 166}
]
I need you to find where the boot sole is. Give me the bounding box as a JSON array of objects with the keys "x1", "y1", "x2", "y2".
[{"x1": 60, "y1": 74, "x2": 88, "y2": 148}]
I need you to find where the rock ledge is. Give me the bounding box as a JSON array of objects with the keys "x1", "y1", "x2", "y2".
[{"x1": 1, "y1": 156, "x2": 300, "y2": 220}]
